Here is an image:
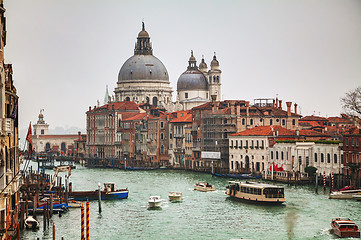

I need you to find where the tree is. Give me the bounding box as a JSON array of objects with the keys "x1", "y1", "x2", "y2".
[{"x1": 341, "y1": 86, "x2": 361, "y2": 117}]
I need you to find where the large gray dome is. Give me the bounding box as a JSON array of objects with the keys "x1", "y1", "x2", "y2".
[
  {"x1": 177, "y1": 70, "x2": 208, "y2": 91},
  {"x1": 118, "y1": 55, "x2": 169, "y2": 83}
]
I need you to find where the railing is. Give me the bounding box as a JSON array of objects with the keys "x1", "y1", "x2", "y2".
[{"x1": 174, "y1": 134, "x2": 184, "y2": 138}]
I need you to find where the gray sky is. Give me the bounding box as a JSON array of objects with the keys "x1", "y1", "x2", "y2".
[{"x1": 4, "y1": 0, "x2": 361, "y2": 137}]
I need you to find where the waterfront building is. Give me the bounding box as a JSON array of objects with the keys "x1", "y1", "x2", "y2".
[
  {"x1": 86, "y1": 101, "x2": 140, "y2": 158},
  {"x1": 74, "y1": 131, "x2": 87, "y2": 158},
  {"x1": 191, "y1": 99, "x2": 300, "y2": 173},
  {"x1": 342, "y1": 127, "x2": 361, "y2": 185},
  {"x1": 176, "y1": 51, "x2": 221, "y2": 110},
  {"x1": 228, "y1": 125, "x2": 332, "y2": 174},
  {"x1": 114, "y1": 22, "x2": 173, "y2": 111},
  {"x1": 32, "y1": 112, "x2": 80, "y2": 155},
  {"x1": 0, "y1": 3, "x2": 21, "y2": 238},
  {"x1": 269, "y1": 141, "x2": 343, "y2": 176},
  {"x1": 168, "y1": 111, "x2": 192, "y2": 167}
]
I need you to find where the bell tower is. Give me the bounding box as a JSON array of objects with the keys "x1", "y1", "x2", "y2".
[
  {"x1": 33, "y1": 109, "x2": 49, "y2": 137},
  {"x1": 207, "y1": 53, "x2": 222, "y2": 101}
]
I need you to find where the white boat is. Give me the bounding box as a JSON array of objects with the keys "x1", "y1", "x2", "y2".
[
  {"x1": 25, "y1": 216, "x2": 40, "y2": 229},
  {"x1": 148, "y1": 196, "x2": 162, "y2": 208},
  {"x1": 194, "y1": 182, "x2": 216, "y2": 192},
  {"x1": 353, "y1": 194, "x2": 361, "y2": 201},
  {"x1": 226, "y1": 181, "x2": 285, "y2": 205},
  {"x1": 329, "y1": 189, "x2": 361, "y2": 199},
  {"x1": 168, "y1": 192, "x2": 182, "y2": 201}
]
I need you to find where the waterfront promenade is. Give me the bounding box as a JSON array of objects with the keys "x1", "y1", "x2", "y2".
[{"x1": 21, "y1": 162, "x2": 361, "y2": 240}]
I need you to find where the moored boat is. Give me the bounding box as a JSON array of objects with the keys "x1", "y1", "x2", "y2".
[
  {"x1": 148, "y1": 196, "x2": 162, "y2": 208},
  {"x1": 353, "y1": 194, "x2": 361, "y2": 201},
  {"x1": 329, "y1": 189, "x2": 361, "y2": 200},
  {"x1": 69, "y1": 183, "x2": 128, "y2": 201},
  {"x1": 194, "y1": 182, "x2": 216, "y2": 192},
  {"x1": 168, "y1": 192, "x2": 182, "y2": 201},
  {"x1": 330, "y1": 218, "x2": 360, "y2": 238},
  {"x1": 25, "y1": 216, "x2": 40, "y2": 229},
  {"x1": 226, "y1": 181, "x2": 285, "y2": 205}
]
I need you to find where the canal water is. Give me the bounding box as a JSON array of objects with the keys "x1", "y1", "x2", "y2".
[{"x1": 21, "y1": 163, "x2": 361, "y2": 240}]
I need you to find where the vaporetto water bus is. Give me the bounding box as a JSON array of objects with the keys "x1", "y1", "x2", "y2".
[{"x1": 226, "y1": 181, "x2": 285, "y2": 205}]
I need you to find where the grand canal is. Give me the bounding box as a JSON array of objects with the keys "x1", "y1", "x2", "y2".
[{"x1": 21, "y1": 163, "x2": 361, "y2": 240}]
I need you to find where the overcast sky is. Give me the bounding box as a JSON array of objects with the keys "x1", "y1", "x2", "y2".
[{"x1": 4, "y1": 0, "x2": 361, "y2": 138}]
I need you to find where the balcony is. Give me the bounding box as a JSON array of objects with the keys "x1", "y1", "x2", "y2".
[
  {"x1": 2, "y1": 118, "x2": 14, "y2": 135},
  {"x1": 174, "y1": 148, "x2": 185, "y2": 154},
  {"x1": 174, "y1": 134, "x2": 184, "y2": 138}
]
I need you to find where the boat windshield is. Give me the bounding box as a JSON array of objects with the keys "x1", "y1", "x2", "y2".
[{"x1": 263, "y1": 187, "x2": 284, "y2": 198}]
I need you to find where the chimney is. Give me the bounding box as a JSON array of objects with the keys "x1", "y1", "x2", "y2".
[
  {"x1": 273, "y1": 99, "x2": 276, "y2": 108},
  {"x1": 296, "y1": 129, "x2": 299, "y2": 136},
  {"x1": 276, "y1": 97, "x2": 279, "y2": 108},
  {"x1": 236, "y1": 104, "x2": 240, "y2": 115},
  {"x1": 246, "y1": 101, "x2": 250, "y2": 116},
  {"x1": 89, "y1": 106, "x2": 91, "y2": 111},
  {"x1": 286, "y1": 102, "x2": 292, "y2": 116},
  {"x1": 294, "y1": 103, "x2": 298, "y2": 114},
  {"x1": 278, "y1": 100, "x2": 282, "y2": 109},
  {"x1": 230, "y1": 102, "x2": 235, "y2": 115}
]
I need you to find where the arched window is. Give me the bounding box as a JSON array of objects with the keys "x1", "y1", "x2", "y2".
[
  {"x1": 334, "y1": 154, "x2": 337, "y2": 163},
  {"x1": 282, "y1": 119, "x2": 285, "y2": 125},
  {"x1": 250, "y1": 119, "x2": 253, "y2": 125},
  {"x1": 61, "y1": 142, "x2": 66, "y2": 154},
  {"x1": 270, "y1": 119, "x2": 273, "y2": 125},
  {"x1": 321, "y1": 153, "x2": 324, "y2": 162},
  {"x1": 161, "y1": 145, "x2": 164, "y2": 154},
  {"x1": 216, "y1": 76, "x2": 219, "y2": 83},
  {"x1": 314, "y1": 153, "x2": 317, "y2": 162},
  {"x1": 327, "y1": 153, "x2": 331, "y2": 163},
  {"x1": 45, "y1": 143, "x2": 51, "y2": 152},
  {"x1": 146, "y1": 97, "x2": 150, "y2": 104},
  {"x1": 292, "y1": 119, "x2": 296, "y2": 125},
  {"x1": 242, "y1": 119, "x2": 245, "y2": 125},
  {"x1": 125, "y1": 97, "x2": 130, "y2": 101},
  {"x1": 152, "y1": 97, "x2": 158, "y2": 107}
]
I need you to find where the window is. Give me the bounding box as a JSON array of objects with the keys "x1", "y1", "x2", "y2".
[
  {"x1": 352, "y1": 138, "x2": 354, "y2": 146},
  {"x1": 185, "y1": 92, "x2": 188, "y2": 99},
  {"x1": 314, "y1": 153, "x2": 317, "y2": 162},
  {"x1": 235, "y1": 140, "x2": 238, "y2": 148},
  {"x1": 276, "y1": 151, "x2": 278, "y2": 160},
  {"x1": 334, "y1": 154, "x2": 337, "y2": 164},
  {"x1": 242, "y1": 119, "x2": 245, "y2": 125},
  {"x1": 271, "y1": 151, "x2": 274, "y2": 159},
  {"x1": 321, "y1": 153, "x2": 324, "y2": 162},
  {"x1": 292, "y1": 119, "x2": 296, "y2": 125},
  {"x1": 357, "y1": 138, "x2": 359, "y2": 147},
  {"x1": 250, "y1": 119, "x2": 253, "y2": 125},
  {"x1": 270, "y1": 119, "x2": 273, "y2": 125},
  {"x1": 240, "y1": 140, "x2": 242, "y2": 148},
  {"x1": 327, "y1": 153, "x2": 330, "y2": 163},
  {"x1": 281, "y1": 151, "x2": 284, "y2": 160},
  {"x1": 41, "y1": 129, "x2": 44, "y2": 134},
  {"x1": 160, "y1": 133, "x2": 164, "y2": 140},
  {"x1": 282, "y1": 119, "x2": 285, "y2": 125},
  {"x1": 231, "y1": 140, "x2": 233, "y2": 147},
  {"x1": 346, "y1": 138, "x2": 348, "y2": 147},
  {"x1": 160, "y1": 122, "x2": 164, "y2": 128},
  {"x1": 161, "y1": 145, "x2": 164, "y2": 154}
]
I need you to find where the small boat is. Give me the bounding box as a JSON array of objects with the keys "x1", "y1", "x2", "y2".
[
  {"x1": 69, "y1": 183, "x2": 128, "y2": 201},
  {"x1": 148, "y1": 196, "x2": 162, "y2": 208},
  {"x1": 353, "y1": 194, "x2": 361, "y2": 201},
  {"x1": 25, "y1": 216, "x2": 40, "y2": 229},
  {"x1": 330, "y1": 218, "x2": 360, "y2": 238},
  {"x1": 329, "y1": 189, "x2": 361, "y2": 199},
  {"x1": 194, "y1": 182, "x2": 216, "y2": 192},
  {"x1": 68, "y1": 199, "x2": 82, "y2": 208},
  {"x1": 168, "y1": 192, "x2": 182, "y2": 201},
  {"x1": 226, "y1": 181, "x2": 285, "y2": 205}
]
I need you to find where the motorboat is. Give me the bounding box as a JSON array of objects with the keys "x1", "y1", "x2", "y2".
[
  {"x1": 168, "y1": 192, "x2": 182, "y2": 202},
  {"x1": 353, "y1": 194, "x2": 361, "y2": 201},
  {"x1": 69, "y1": 183, "x2": 128, "y2": 201},
  {"x1": 25, "y1": 216, "x2": 40, "y2": 229},
  {"x1": 329, "y1": 189, "x2": 361, "y2": 199},
  {"x1": 148, "y1": 196, "x2": 162, "y2": 208},
  {"x1": 194, "y1": 182, "x2": 216, "y2": 192},
  {"x1": 226, "y1": 181, "x2": 285, "y2": 205},
  {"x1": 330, "y1": 218, "x2": 360, "y2": 238}
]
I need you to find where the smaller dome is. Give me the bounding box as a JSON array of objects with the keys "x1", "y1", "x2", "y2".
[
  {"x1": 177, "y1": 70, "x2": 208, "y2": 91},
  {"x1": 199, "y1": 57, "x2": 207, "y2": 70},
  {"x1": 210, "y1": 54, "x2": 219, "y2": 67},
  {"x1": 39, "y1": 113, "x2": 44, "y2": 119},
  {"x1": 189, "y1": 50, "x2": 196, "y2": 62}
]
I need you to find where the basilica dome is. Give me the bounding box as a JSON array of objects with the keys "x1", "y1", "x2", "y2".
[{"x1": 118, "y1": 55, "x2": 169, "y2": 82}]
